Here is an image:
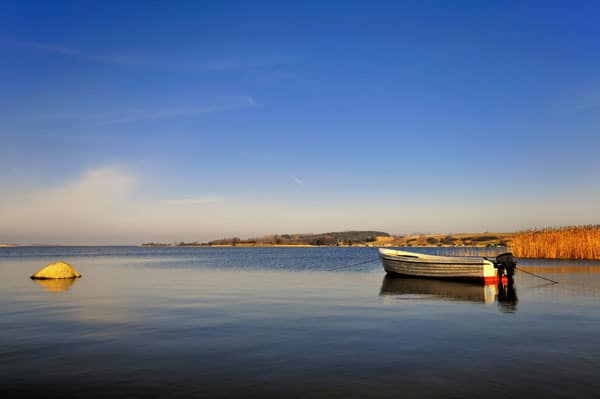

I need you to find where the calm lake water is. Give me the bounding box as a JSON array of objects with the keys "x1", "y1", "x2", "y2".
[{"x1": 1, "y1": 246, "x2": 599, "y2": 398}]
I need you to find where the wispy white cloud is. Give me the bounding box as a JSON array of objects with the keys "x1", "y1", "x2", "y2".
[
  {"x1": 0, "y1": 38, "x2": 81, "y2": 56},
  {"x1": 163, "y1": 197, "x2": 220, "y2": 205},
  {"x1": 100, "y1": 96, "x2": 256, "y2": 124},
  {"x1": 24, "y1": 95, "x2": 256, "y2": 124},
  {"x1": 0, "y1": 167, "x2": 225, "y2": 243},
  {"x1": 0, "y1": 167, "x2": 135, "y2": 235},
  {"x1": 0, "y1": 38, "x2": 148, "y2": 65},
  {"x1": 0, "y1": 38, "x2": 300, "y2": 70},
  {"x1": 292, "y1": 176, "x2": 304, "y2": 185},
  {"x1": 1, "y1": 165, "x2": 599, "y2": 245},
  {"x1": 194, "y1": 55, "x2": 302, "y2": 72}
]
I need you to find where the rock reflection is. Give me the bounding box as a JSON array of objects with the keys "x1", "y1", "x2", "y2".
[
  {"x1": 32, "y1": 278, "x2": 79, "y2": 292},
  {"x1": 380, "y1": 275, "x2": 518, "y2": 311}
]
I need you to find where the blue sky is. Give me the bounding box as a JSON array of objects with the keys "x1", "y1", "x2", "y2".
[{"x1": 1, "y1": 1, "x2": 599, "y2": 244}]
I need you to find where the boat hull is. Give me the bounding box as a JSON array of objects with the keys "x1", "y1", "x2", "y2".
[{"x1": 379, "y1": 248, "x2": 499, "y2": 283}]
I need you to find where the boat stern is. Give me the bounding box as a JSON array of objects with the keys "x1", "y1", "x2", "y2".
[{"x1": 482, "y1": 259, "x2": 500, "y2": 284}]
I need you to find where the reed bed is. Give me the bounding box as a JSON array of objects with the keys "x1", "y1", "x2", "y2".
[{"x1": 510, "y1": 225, "x2": 600, "y2": 259}]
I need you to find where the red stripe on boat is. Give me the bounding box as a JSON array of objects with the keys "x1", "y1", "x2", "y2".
[{"x1": 483, "y1": 276, "x2": 509, "y2": 285}]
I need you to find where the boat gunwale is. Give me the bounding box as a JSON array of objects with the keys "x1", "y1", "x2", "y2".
[{"x1": 378, "y1": 248, "x2": 494, "y2": 266}]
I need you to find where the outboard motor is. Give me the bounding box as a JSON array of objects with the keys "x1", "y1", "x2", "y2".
[{"x1": 494, "y1": 252, "x2": 517, "y2": 279}]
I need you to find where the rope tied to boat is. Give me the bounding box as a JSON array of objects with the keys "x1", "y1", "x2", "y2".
[
  {"x1": 515, "y1": 266, "x2": 559, "y2": 284},
  {"x1": 327, "y1": 257, "x2": 380, "y2": 271}
]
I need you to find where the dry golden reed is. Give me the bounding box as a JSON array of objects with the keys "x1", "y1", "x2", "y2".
[{"x1": 510, "y1": 225, "x2": 600, "y2": 259}]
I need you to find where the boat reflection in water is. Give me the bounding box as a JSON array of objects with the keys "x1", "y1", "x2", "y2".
[{"x1": 379, "y1": 275, "x2": 518, "y2": 312}]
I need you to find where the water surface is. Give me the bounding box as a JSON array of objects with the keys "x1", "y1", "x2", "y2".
[{"x1": 1, "y1": 246, "x2": 599, "y2": 398}]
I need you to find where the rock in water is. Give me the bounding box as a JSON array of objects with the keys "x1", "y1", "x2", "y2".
[{"x1": 31, "y1": 261, "x2": 82, "y2": 279}]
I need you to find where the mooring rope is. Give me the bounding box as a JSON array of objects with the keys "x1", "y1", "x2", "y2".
[
  {"x1": 327, "y1": 257, "x2": 380, "y2": 271},
  {"x1": 515, "y1": 266, "x2": 559, "y2": 284}
]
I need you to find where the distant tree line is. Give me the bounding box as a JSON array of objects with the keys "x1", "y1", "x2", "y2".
[{"x1": 204, "y1": 231, "x2": 390, "y2": 246}]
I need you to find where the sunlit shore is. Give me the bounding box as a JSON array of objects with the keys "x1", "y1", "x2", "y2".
[
  {"x1": 5, "y1": 226, "x2": 600, "y2": 260},
  {"x1": 140, "y1": 226, "x2": 600, "y2": 260},
  {"x1": 142, "y1": 231, "x2": 514, "y2": 248},
  {"x1": 154, "y1": 243, "x2": 503, "y2": 248}
]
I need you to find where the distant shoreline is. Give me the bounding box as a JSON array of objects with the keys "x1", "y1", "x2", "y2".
[
  {"x1": 141, "y1": 226, "x2": 600, "y2": 260},
  {"x1": 141, "y1": 243, "x2": 506, "y2": 249},
  {"x1": 142, "y1": 231, "x2": 514, "y2": 249},
  {"x1": 4, "y1": 226, "x2": 600, "y2": 260}
]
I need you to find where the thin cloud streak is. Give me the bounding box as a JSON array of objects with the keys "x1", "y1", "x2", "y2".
[
  {"x1": 163, "y1": 198, "x2": 220, "y2": 205},
  {"x1": 0, "y1": 38, "x2": 81, "y2": 56},
  {"x1": 101, "y1": 96, "x2": 256, "y2": 124},
  {"x1": 23, "y1": 96, "x2": 256, "y2": 124},
  {"x1": 0, "y1": 38, "x2": 300, "y2": 71},
  {"x1": 1, "y1": 166, "x2": 599, "y2": 245},
  {"x1": 292, "y1": 176, "x2": 304, "y2": 185},
  {"x1": 193, "y1": 55, "x2": 302, "y2": 72}
]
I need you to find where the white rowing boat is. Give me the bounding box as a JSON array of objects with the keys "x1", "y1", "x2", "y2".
[{"x1": 378, "y1": 248, "x2": 516, "y2": 283}]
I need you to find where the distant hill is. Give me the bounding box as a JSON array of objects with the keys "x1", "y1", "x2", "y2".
[
  {"x1": 142, "y1": 230, "x2": 515, "y2": 248},
  {"x1": 372, "y1": 232, "x2": 513, "y2": 247},
  {"x1": 207, "y1": 231, "x2": 390, "y2": 246},
  {"x1": 143, "y1": 231, "x2": 391, "y2": 247}
]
